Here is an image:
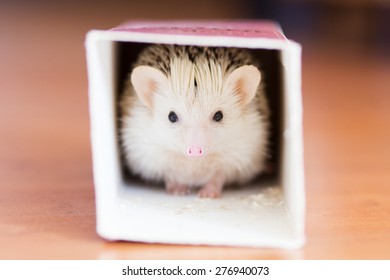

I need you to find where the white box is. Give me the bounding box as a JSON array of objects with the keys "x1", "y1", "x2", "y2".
[{"x1": 85, "y1": 20, "x2": 305, "y2": 249}]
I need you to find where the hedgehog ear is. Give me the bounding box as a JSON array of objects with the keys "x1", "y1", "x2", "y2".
[
  {"x1": 131, "y1": 65, "x2": 168, "y2": 108},
  {"x1": 224, "y1": 65, "x2": 261, "y2": 106}
]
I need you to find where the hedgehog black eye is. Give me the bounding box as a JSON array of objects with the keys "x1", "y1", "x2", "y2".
[
  {"x1": 213, "y1": 111, "x2": 223, "y2": 122},
  {"x1": 168, "y1": 111, "x2": 179, "y2": 123}
]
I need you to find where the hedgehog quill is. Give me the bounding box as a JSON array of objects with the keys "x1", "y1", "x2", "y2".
[{"x1": 120, "y1": 45, "x2": 270, "y2": 198}]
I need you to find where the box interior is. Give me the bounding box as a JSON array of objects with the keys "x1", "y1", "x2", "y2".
[{"x1": 116, "y1": 42, "x2": 283, "y2": 189}]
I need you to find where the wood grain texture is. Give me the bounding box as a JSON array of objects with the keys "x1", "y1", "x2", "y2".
[{"x1": 1, "y1": 3, "x2": 389, "y2": 259}]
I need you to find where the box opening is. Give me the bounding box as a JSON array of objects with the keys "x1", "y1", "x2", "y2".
[
  {"x1": 115, "y1": 42, "x2": 283, "y2": 191},
  {"x1": 86, "y1": 27, "x2": 304, "y2": 248}
]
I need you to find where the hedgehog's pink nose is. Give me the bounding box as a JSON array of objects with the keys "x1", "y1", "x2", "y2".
[{"x1": 187, "y1": 146, "x2": 204, "y2": 157}]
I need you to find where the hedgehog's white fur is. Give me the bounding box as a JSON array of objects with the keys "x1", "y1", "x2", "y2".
[{"x1": 120, "y1": 45, "x2": 269, "y2": 198}]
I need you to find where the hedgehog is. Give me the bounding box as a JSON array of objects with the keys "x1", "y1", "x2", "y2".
[{"x1": 119, "y1": 44, "x2": 270, "y2": 198}]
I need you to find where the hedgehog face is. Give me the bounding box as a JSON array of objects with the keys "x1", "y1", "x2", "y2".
[
  {"x1": 149, "y1": 88, "x2": 227, "y2": 158},
  {"x1": 131, "y1": 63, "x2": 261, "y2": 159}
]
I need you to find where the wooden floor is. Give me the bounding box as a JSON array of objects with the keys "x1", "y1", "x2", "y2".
[{"x1": 1, "y1": 3, "x2": 390, "y2": 259}]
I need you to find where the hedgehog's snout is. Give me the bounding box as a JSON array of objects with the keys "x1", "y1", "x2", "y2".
[
  {"x1": 183, "y1": 125, "x2": 208, "y2": 158},
  {"x1": 186, "y1": 146, "x2": 204, "y2": 157}
]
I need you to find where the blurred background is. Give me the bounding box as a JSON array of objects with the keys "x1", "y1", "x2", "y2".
[{"x1": 1, "y1": 0, "x2": 390, "y2": 258}]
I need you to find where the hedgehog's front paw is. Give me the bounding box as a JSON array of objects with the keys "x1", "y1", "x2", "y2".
[
  {"x1": 166, "y1": 182, "x2": 191, "y2": 196},
  {"x1": 198, "y1": 187, "x2": 221, "y2": 198},
  {"x1": 198, "y1": 183, "x2": 224, "y2": 198}
]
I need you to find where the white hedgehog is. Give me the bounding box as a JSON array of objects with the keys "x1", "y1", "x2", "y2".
[{"x1": 120, "y1": 44, "x2": 270, "y2": 198}]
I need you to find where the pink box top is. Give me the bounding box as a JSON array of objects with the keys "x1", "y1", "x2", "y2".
[{"x1": 111, "y1": 20, "x2": 286, "y2": 40}]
